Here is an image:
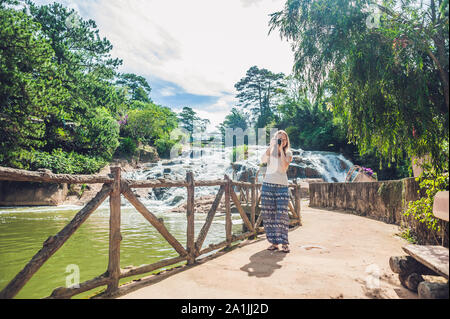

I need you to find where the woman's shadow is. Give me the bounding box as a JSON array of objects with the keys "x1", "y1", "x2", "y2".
[{"x1": 240, "y1": 249, "x2": 286, "y2": 278}]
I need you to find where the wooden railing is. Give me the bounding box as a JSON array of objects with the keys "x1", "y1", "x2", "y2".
[{"x1": 0, "y1": 166, "x2": 302, "y2": 299}]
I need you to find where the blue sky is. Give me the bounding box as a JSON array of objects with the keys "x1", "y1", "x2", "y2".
[{"x1": 33, "y1": 0, "x2": 294, "y2": 131}]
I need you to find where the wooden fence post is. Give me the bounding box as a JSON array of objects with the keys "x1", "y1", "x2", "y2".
[
  {"x1": 106, "y1": 166, "x2": 122, "y2": 295},
  {"x1": 294, "y1": 179, "x2": 302, "y2": 226},
  {"x1": 250, "y1": 176, "x2": 256, "y2": 238},
  {"x1": 186, "y1": 171, "x2": 195, "y2": 265},
  {"x1": 224, "y1": 174, "x2": 232, "y2": 247}
]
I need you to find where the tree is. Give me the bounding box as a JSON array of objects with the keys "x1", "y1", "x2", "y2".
[
  {"x1": 269, "y1": 0, "x2": 449, "y2": 171},
  {"x1": 0, "y1": 5, "x2": 68, "y2": 168},
  {"x1": 234, "y1": 66, "x2": 286, "y2": 128},
  {"x1": 177, "y1": 106, "x2": 210, "y2": 134},
  {"x1": 217, "y1": 107, "x2": 249, "y2": 141},
  {"x1": 123, "y1": 102, "x2": 178, "y2": 145},
  {"x1": 27, "y1": 1, "x2": 123, "y2": 118},
  {"x1": 116, "y1": 73, "x2": 152, "y2": 103},
  {"x1": 25, "y1": 1, "x2": 126, "y2": 158},
  {"x1": 219, "y1": 108, "x2": 248, "y2": 131},
  {"x1": 73, "y1": 107, "x2": 120, "y2": 158}
]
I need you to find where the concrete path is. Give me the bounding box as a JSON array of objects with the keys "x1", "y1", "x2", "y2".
[{"x1": 119, "y1": 203, "x2": 418, "y2": 299}]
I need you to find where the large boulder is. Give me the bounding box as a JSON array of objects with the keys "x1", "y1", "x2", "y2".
[
  {"x1": 0, "y1": 181, "x2": 68, "y2": 206},
  {"x1": 337, "y1": 158, "x2": 350, "y2": 171},
  {"x1": 287, "y1": 163, "x2": 322, "y2": 179},
  {"x1": 152, "y1": 187, "x2": 169, "y2": 200},
  {"x1": 138, "y1": 145, "x2": 159, "y2": 163},
  {"x1": 305, "y1": 167, "x2": 321, "y2": 178}
]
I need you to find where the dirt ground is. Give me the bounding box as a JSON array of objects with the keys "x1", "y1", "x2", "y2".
[{"x1": 118, "y1": 201, "x2": 420, "y2": 299}]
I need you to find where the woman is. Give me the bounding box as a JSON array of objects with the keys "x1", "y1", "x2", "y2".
[{"x1": 260, "y1": 130, "x2": 293, "y2": 253}]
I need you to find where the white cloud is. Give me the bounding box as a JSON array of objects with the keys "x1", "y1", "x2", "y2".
[
  {"x1": 159, "y1": 87, "x2": 177, "y2": 97},
  {"x1": 34, "y1": 0, "x2": 294, "y2": 126},
  {"x1": 70, "y1": 0, "x2": 294, "y2": 96}
]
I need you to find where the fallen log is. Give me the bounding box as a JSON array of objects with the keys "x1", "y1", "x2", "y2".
[
  {"x1": 389, "y1": 255, "x2": 438, "y2": 276},
  {"x1": 418, "y1": 281, "x2": 449, "y2": 299},
  {"x1": 403, "y1": 273, "x2": 425, "y2": 292}
]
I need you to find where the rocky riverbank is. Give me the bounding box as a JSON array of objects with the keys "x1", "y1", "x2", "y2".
[{"x1": 63, "y1": 145, "x2": 161, "y2": 206}]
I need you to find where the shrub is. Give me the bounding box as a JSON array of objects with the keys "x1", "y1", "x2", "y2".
[
  {"x1": 116, "y1": 137, "x2": 137, "y2": 156},
  {"x1": 155, "y1": 136, "x2": 177, "y2": 158},
  {"x1": 230, "y1": 144, "x2": 249, "y2": 162},
  {"x1": 29, "y1": 149, "x2": 107, "y2": 174},
  {"x1": 404, "y1": 167, "x2": 449, "y2": 241}
]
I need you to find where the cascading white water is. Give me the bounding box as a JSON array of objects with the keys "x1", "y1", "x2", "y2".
[{"x1": 122, "y1": 145, "x2": 354, "y2": 213}]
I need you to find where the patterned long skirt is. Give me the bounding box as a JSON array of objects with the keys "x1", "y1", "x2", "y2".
[{"x1": 261, "y1": 182, "x2": 290, "y2": 245}]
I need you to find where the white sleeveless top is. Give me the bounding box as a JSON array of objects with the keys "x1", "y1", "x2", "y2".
[{"x1": 263, "y1": 150, "x2": 292, "y2": 186}]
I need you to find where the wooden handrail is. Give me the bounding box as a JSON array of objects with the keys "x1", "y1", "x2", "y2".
[
  {"x1": 0, "y1": 166, "x2": 302, "y2": 299},
  {"x1": 0, "y1": 166, "x2": 113, "y2": 184}
]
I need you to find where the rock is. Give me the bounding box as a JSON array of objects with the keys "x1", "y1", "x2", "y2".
[
  {"x1": 163, "y1": 168, "x2": 171, "y2": 174},
  {"x1": 338, "y1": 158, "x2": 349, "y2": 171},
  {"x1": 287, "y1": 164, "x2": 301, "y2": 178},
  {"x1": 169, "y1": 194, "x2": 227, "y2": 214},
  {"x1": 138, "y1": 145, "x2": 159, "y2": 163},
  {"x1": 162, "y1": 159, "x2": 182, "y2": 166},
  {"x1": 305, "y1": 167, "x2": 321, "y2": 178},
  {"x1": 292, "y1": 157, "x2": 312, "y2": 166},
  {"x1": 153, "y1": 187, "x2": 169, "y2": 200},
  {"x1": 0, "y1": 181, "x2": 68, "y2": 206},
  {"x1": 231, "y1": 163, "x2": 244, "y2": 171},
  {"x1": 147, "y1": 172, "x2": 162, "y2": 179},
  {"x1": 303, "y1": 178, "x2": 325, "y2": 183},
  {"x1": 168, "y1": 195, "x2": 185, "y2": 206}
]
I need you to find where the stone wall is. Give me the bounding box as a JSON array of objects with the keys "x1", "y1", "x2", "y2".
[
  {"x1": 309, "y1": 178, "x2": 448, "y2": 246},
  {"x1": 0, "y1": 181, "x2": 68, "y2": 206}
]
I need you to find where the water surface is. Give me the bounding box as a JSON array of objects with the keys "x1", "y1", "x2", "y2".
[{"x1": 0, "y1": 203, "x2": 243, "y2": 299}]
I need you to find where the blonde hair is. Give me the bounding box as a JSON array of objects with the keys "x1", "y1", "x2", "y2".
[{"x1": 275, "y1": 130, "x2": 291, "y2": 156}]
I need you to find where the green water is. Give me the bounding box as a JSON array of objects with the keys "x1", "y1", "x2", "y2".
[{"x1": 0, "y1": 202, "x2": 244, "y2": 299}]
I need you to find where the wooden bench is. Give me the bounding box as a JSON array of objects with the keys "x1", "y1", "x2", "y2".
[{"x1": 389, "y1": 191, "x2": 449, "y2": 299}]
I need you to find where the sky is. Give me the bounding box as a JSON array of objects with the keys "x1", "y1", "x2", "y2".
[{"x1": 34, "y1": 0, "x2": 295, "y2": 131}]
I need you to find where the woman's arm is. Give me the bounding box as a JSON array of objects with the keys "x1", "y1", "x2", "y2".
[
  {"x1": 261, "y1": 137, "x2": 277, "y2": 163},
  {"x1": 279, "y1": 148, "x2": 293, "y2": 171},
  {"x1": 261, "y1": 147, "x2": 270, "y2": 163}
]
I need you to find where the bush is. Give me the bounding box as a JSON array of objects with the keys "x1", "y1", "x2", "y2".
[
  {"x1": 29, "y1": 149, "x2": 107, "y2": 174},
  {"x1": 404, "y1": 166, "x2": 449, "y2": 245},
  {"x1": 155, "y1": 136, "x2": 177, "y2": 158},
  {"x1": 116, "y1": 137, "x2": 137, "y2": 156},
  {"x1": 230, "y1": 144, "x2": 249, "y2": 162}
]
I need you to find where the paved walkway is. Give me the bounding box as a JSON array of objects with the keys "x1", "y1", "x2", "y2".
[{"x1": 119, "y1": 203, "x2": 417, "y2": 299}]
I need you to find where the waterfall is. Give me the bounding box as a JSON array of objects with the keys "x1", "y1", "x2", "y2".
[{"x1": 122, "y1": 145, "x2": 353, "y2": 212}]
